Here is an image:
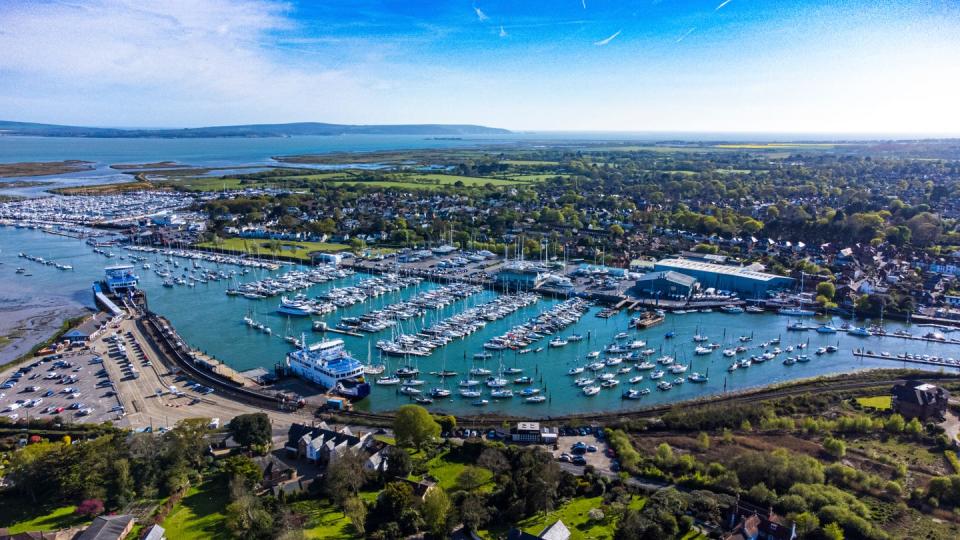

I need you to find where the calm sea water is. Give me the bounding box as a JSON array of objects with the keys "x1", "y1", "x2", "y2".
[
  {"x1": 2, "y1": 227, "x2": 959, "y2": 415},
  {"x1": 0, "y1": 134, "x2": 535, "y2": 196}
]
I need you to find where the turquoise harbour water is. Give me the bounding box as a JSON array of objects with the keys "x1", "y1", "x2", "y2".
[{"x1": 3, "y1": 226, "x2": 959, "y2": 416}]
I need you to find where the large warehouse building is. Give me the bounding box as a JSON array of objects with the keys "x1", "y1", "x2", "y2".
[{"x1": 653, "y1": 258, "x2": 794, "y2": 297}]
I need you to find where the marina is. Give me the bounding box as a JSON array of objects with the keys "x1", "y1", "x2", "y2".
[{"x1": 2, "y1": 225, "x2": 960, "y2": 415}]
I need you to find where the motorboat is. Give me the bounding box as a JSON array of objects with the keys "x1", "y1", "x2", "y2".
[{"x1": 582, "y1": 385, "x2": 601, "y2": 396}]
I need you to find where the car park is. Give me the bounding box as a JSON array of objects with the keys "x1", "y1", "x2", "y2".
[{"x1": 572, "y1": 455, "x2": 587, "y2": 466}]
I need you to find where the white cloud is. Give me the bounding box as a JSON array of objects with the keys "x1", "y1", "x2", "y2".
[
  {"x1": 0, "y1": 0, "x2": 374, "y2": 126},
  {"x1": 499, "y1": 26, "x2": 508, "y2": 38},
  {"x1": 474, "y1": 6, "x2": 489, "y2": 22},
  {"x1": 593, "y1": 30, "x2": 621, "y2": 46},
  {"x1": 715, "y1": 0, "x2": 733, "y2": 11}
]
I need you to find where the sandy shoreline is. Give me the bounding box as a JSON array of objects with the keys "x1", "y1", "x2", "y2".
[{"x1": 0, "y1": 298, "x2": 89, "y2": 367}]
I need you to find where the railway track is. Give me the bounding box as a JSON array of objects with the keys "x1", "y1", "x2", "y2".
[{"x1": 331, "y1": 372, "x2": 960, "y2": 428}]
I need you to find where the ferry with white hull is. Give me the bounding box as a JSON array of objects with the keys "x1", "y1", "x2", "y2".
[{"x1": 286, "y1": 337, "x2": 371, "y2": 399}]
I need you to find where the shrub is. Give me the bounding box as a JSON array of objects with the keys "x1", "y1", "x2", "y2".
[
  {"x1": 823, "y1": 437, "x2": 846, "y2": 459},
  {"x1": 946, "y1": 450, "x2": 960, "y2": 474},
  {"x1": 76, "y1": 499, "x2": 104, "y2": 517}
]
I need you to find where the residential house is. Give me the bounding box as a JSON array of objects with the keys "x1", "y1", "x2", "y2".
[
  {"x1": 76, "y1": 515, "x2": 136, "y2": 540},
  {"x1": 506, "y1": 519, "x2": 571, "y2": 540},
  {"x1": 724, "y1": 501, "x2": 795, "y2": 540},
  {"x1": 892, "y1": 381, "x2": 950, "y2": 420}
]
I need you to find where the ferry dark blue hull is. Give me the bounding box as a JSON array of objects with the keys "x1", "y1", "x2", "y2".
[{"x1": 337, "y1": 380, "x2": 371, "y2": 400}]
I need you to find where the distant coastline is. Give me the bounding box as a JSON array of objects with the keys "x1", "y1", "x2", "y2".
[{"x1": 0, "y1": 120, "x2": 510, "y2": 139}]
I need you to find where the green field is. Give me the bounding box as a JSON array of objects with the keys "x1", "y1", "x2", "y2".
[
  {"x1": 501, "y1": 159, "x2": 561, "y2": 166},
  {"x1": 162, "y1": 177, "x2": 247, "y2": 191},
  {"x1": 165, "y1": 171, "x2": 352, "y2": 191},
  {"x1": 505, "y1": 173, "x2": 566, "y2": 182},
  {"x1": 0, "y1": 503, "x2": 88, "y2": 534},
  {"x1": 161, "y1": 480, "x2": 230, "y2": 540},
  {"x1": 195, "y1": 237, "x2": 350, "y2": 261}
]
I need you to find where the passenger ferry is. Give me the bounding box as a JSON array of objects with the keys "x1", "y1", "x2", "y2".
[{"x1": 286, "y1": 337, "x2": 371, "y2": 399}]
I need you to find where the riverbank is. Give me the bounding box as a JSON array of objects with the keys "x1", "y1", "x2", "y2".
[{"x1": 0, "y1": 300, "x2": 88, "y2": 367}]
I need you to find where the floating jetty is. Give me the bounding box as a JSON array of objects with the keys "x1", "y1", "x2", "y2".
[{"x1": 853, "y1": 348, "x2": 960, "y2": 368}]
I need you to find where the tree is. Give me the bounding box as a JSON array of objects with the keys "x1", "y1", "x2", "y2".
[
  {"x1": 223, "y1": 455, "x2": 263, "y2": 490},
  {"x1": 816, "y1": 281, "x2": 836, "y2": 301},
  {"x1": 422, "y1": 487, "x2": 452, "y2": 537},
  {"x1": 822, "y1": 522, "x2": 845, "y2": 540},
  {"x1": 477, "y1": 448, "x2": 510, "y2": 475},
  {"x1": 456, "y1": 466, "x2": 488, "y2": 492},
  {"x1": 609, "y1": 223, "x2": 625, "y2": 236},
  {"x1": 343, "y1": 496, "x2": 367, "y2": 536},
  {"x1": 76, "y1": 499, "x2": 105, "y2": 517},
  {"x1": 376, "y1": 481, "x2": 416, "y2": 524},
  {"x1": 823, "y1": 437, "x2": 846, "y2": 459},
  {"x1": 697, "y1": 432, "x2": 711, "y2": 451},
  {"x1": 884, "y1": 414, "x2": 905, "y2": 433},
  {"x1": 325, "y1": 449, "x2": 368, "y2": 505},
  {"x1": 393, "y1": 405, "x2": 440, "y2": 451},
  {"x1": 459, "y1": 493, "x2": 490, "y2": 532},
  {"x1": 384, "y1": 445, "x2": 412, "y2": 478},
  {"x1": 905, "y1": 417, "x2": 924, "y2": 437},
  {"x1": 435, "y1": 415, "x2": 456, "y2": 434},
  {"x1": 792, "y1": 512, "x2": 820, "y2": 537},
  {"x1": 225, "y1": 495, "x2": 274, "y2": 539},
  {"x1": 228, "y1": 413, "x2": 272, "y2": 449}
]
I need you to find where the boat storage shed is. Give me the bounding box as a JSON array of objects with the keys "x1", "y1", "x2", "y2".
[
  {"x1": 632, "y1": 271, "x2": 699, "y2": 300},
  {"x1": 653, "y1": 258, "x2": 794, "y2": 297}
]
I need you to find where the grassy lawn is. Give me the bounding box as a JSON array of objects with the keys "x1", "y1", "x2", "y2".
[
  {"x1": 291, "y1": 499, "x2": 361, "y2": 539},
  {"x1": 856, "y1": 396, "x2": 892, "y2": 410},
  {"x1": 195, "y1": 237, "x2": 350, "y2": 261},
  {"x1": 423, "y1": 451, "x2": 493, "y2": 492},
  {"x1": 497, "y1": 495, "x2": 645, "y2": 540},
  {"x1": 0, "y1": 502, "x2": 89, "y2": 533},
  {"x1": 161, "y1": 479, "x2": 231, "y2": 540}
]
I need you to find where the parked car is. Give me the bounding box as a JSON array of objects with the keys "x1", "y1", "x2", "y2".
[{"x1": 572, "y1": 455, "x2": 587, "y2": 466}]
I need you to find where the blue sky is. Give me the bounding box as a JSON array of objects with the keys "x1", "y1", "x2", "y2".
[{"x1": 0, "y1": 0, "x2": 958, "y2": 133}]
